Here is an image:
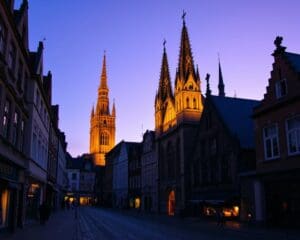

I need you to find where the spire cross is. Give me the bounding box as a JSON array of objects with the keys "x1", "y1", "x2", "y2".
[
  {"x1": 163, "y1": 39, "x2": 166, "y2": 48},
  {"x1": 182, "y1": 10, "x2": 186, "y2": 22}
]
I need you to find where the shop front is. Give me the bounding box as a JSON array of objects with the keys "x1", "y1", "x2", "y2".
[{"x1": 0, "y1": 160, "x2": 23, "y2": 232}]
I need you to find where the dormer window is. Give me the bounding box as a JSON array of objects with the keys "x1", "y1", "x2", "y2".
[{"x1": 275, "y1": 79, "x2": 287, "y2": 99}]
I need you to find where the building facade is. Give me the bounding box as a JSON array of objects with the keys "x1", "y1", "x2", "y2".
[
  {"x1": 0, "y1": 0, "x2": 30, "y2": 231},
  {"x1": 252, "y1": 37, "x2": 300, "y2": 227},
  {"x1": 189, "y1": 70, "x2": 258, "y2": 219},
  {"x1": 141, "y1": 130, "x2": 157, "y2": 212},
  {"x1": 155, "y1": 18, "x2": 203, "y2": 215},
  {"x1": 90, "y1": 54, "x2": 115, "y2": 166}
]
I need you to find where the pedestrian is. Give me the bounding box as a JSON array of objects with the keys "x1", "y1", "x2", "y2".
[{"x1": 216, "y1": 208, "x2": 224, "y2": 228}]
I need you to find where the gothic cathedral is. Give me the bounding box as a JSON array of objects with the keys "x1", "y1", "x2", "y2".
[
  {"x1": 155, "y1": 17, "x2": 203, "y2": 215},
  {"x1": 90, "y1": 54, "x2": 116, "y2": 166}
]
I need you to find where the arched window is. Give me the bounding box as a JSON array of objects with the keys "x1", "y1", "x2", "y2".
[
  {"x1": 100, "y1": 132, "x2": 109, "y2": 145},
  {"x1": 193, "y1": 98, "x2": 197, "y2": 109},
  {"x1": 186, "y1": 98, "x2": 190, "y2": 108}
]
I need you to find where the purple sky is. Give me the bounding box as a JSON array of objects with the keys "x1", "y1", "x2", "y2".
[{"x1": 18, "y1": 0, "x2": 300, "y2": 157}]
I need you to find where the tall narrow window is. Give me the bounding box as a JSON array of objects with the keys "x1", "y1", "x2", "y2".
[
  {"x1": 0, "y1": 20, "x2": 6, "y2": 54},
  {"x1": 17, "y1": 60, "x2": 23, "y2": 92},
  {"x1": 12, "y1": 111, "x2": 19, "y2": 146},
  {"x1": 2, "y1": 100, "x2": 10, "y2": 139},
  {"x1": 286, "y1": 116, "x2": 300, "y2": 155},
  {"x1": 19, "y1": 120, "x2": 25, "y2": 151},
  {"x1": 186, "y1": 98, "x2": 190, "y2": 108},
  {"x1": 193, "y1": 98, "x2": 197, "y2": 109},
  {"x1": 263, "y1": 124, "x2": 280, "y2": 160},
  {"x1": 275, "y1": 79, "x2": 287, "y2": 99},
  {"x1": 8, "y1": 42, "x2": 16, "y2": 72}
]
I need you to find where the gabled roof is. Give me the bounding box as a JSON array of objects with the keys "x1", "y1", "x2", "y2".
[
  {"x1": 284, "y1": 52, "x2": 300, "y2": 72},
  {"x1": 210, "y1": 95, "x2": 260, "y2": 148}
]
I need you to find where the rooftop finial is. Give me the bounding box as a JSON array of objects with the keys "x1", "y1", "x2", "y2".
[
  {"x1": 274, "y1": 36, "x2": 283, "y2": 49},
  {"x1": 182, "y1": 10, "x2": 186, "y2": 24},
  {"x1": 163, "y1": 39, "x2": 167, "y2": 52},
  {"x1": 205, "y1": 73, "x2": 211, "y2": 96}
]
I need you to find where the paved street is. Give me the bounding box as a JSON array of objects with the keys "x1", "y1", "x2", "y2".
[{"x1": 2, "y1": 207, "x2": 300, "y2": 240}]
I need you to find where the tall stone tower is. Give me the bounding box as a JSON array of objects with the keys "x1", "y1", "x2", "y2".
[
  {"x1": 155, "y1": 15, "x2": 204, "y2": 215},
  {"x1": 90, "y1": 54, "x2": 116, "y2": 166}
]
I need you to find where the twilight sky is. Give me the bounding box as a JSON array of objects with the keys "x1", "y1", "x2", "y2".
[{"x1": 17, "y1": 0, "x2": 300, "y2": 157}]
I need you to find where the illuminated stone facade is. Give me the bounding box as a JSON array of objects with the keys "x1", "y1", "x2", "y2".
[
  {"x1": 90, "y1": 55, "x2": 116, "y2": 166},
  {"x1": 155, "y1": 18, "x2": 204, "y2": 215}
]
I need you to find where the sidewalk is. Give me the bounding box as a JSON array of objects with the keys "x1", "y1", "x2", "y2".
[{"x1": 1, "y1": 209, "x2": 78, "y2": 240}]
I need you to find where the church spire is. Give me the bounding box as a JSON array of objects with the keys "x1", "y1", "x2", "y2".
[
  {"x1": 157, "y1": 40, "x2": 173, "y2": 102},
  {"x1": 91, "y1": 105, "x2": 94, "y2": 117},
  {"x1": 100, "y1": 53, "x2": 108, "y2": 89},
  {"x1": 218, "y1": 55, "x2": 225, "y2": 97},
  {"x1": 112, "y1": 99, "x2": 116, "y2": 116},
  {"x1": 178, "y1": 12, "x2": 196, "y2": 83}
]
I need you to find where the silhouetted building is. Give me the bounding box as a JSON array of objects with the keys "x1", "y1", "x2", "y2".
[
  {"x1": 90, "y1": 54, "x2": 116, "y2": 166},
  {"x1": 251, "y1": 37, "x2": 300, "y2": 227},
  {"x1": 0, "y1": 0, "x2": 31, "y2": 230},
  {"x1": 189, "y1": 71, "x2": 258, "y2": 219},
  {"x1": 128, "y1": 143, "x2": 142, "y2": 209},
  {"x1": 141, "y1": 130, "x2": 157, "y2": 212}
]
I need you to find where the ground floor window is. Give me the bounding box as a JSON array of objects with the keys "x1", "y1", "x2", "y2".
[{"x1": 0, "y1": 188, "x2": 10, "y2": 228}]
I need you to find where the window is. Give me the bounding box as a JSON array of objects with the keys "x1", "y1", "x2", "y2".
[
  {"x1": 263, "y1": 125, "x2": 279, "y2": 160},
  {"x1": 12, "y1": 111, "x2": 18, "y2": 146},
  {"x1": 100, "y1": 132, "x2": 109, "y2": 145},
  {"x1": 17, "y1": 60, "x2": 23, "y2": 92},
  {"x1": 72, "y1": 173, "x2": 77, "y2": 180},
  {"x1": 0, "y1": 20, "x2": 6, "y2": 54},
  {"x1": 32, "y1": 133, "x2": 37, "y2": 160},
  {"x1": 193, "y1": 98, "x2": 197, "y2": 109},
  {"x1": 286, "y1": 116, "x2": 300, "y2": 155},
  {"x1": 8, "y1": 42, "x2": 16, "y2": 71},
  {"x1": 2, "y1": 100, "x2": 10, "y2": 139},
  {"x1": 275, "y1": 79, "x2": 287, "y2": 98},
  {"x1": 19, "y1": 119, "x2": 25, "y2": 151},
  {"x1": 210, "y1": 138, "x2": 217, "y2": 156},
  {"x1": 186, "y1": 97, "x2": 190, "y2": 108}
]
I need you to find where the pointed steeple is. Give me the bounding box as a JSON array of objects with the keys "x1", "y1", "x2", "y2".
[
  {"x1": 218, "y1": 55, "x2": 225, "y2": 97},
  {"x1": 91, "y1": 105, "x2": 94, "y2": 117},
  {"x1": 178, "y1": 13, "x2": 196, "y2": 82},
  {"x1": 205, "y1": 73, "x2": 211, "y2": 97},
  {"x1": 157, "y1": 41, "x2": 173, "y2": 102},
  {"x1": 112, "y1": 99, "x2": 116, "y2": 116},
  {"x1": 100, "y1": 53, "x2": 108, "y2": 89}
]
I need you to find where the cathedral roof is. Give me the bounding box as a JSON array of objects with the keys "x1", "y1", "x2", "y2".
[{"x1": 210, "y1": 95, "x2": 260, "y2": 148}]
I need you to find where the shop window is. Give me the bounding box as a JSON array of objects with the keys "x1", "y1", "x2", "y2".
[
  {"x1": 286, "y1": 116, "x2": 300, "y2": 155},
  {"x1": 263, "y1": 124, "x2": 280, "y2": 160},
  {"x1": 0, "y1": 189, "x2": 9, "y2": 228}
]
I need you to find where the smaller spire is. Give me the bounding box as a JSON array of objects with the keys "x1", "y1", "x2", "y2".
[
  {"x1": 91, "y1": 105, "x2": 94, "y2": 117},
  {"x1": 100, "y1": 53, "x2": 108, "y2": 89},
  {"x1": 205, "y1": 73, "x2": 211, "y2": 97},
  {"x1": 182, "y1": 10, "x2": 186, "y2": 25},
  {"x1": 218, "y1": 54, "x2": 225, "y2": 97},
  {"x1": 112, "y1": 99, "x2": 116, "y2": 116}
]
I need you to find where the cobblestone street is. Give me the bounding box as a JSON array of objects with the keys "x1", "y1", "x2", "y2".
[{"x1": 2, "y1": 207, "x2": 300, "y2": 240}]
